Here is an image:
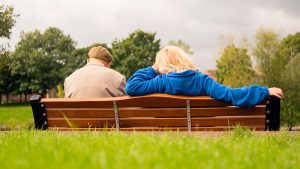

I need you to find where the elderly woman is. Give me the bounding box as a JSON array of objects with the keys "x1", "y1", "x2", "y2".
[{"x1": 125, "y1": 46, "x2": 283, "y2": 108}]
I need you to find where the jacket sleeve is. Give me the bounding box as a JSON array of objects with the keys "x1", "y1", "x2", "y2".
[
  {"x1": 125, "y1": 67, "x2": 163, "y2": 96},
  {"x1": 201, "y1": 75, "x2": 270, "y2": 108},
  {"x1": 116, "y1": 76, "x2": 127, "y2": 96}
]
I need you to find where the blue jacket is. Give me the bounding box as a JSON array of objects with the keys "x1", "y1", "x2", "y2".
[{"x1": 125, "y1": 67, "x2": 270, "y2": 108}]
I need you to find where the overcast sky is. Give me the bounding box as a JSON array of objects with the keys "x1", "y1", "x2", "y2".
[{"x1": 2, "y1": 0, "x2": 300, "y2": 70}]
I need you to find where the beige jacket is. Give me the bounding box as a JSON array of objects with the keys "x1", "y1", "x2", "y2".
[{"x1": 64, "y1": 60, "x2": 126, "y2": 98}]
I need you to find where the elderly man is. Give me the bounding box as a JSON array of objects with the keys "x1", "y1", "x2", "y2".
[{"x1": 64, "y1": 46, "x2": 126, "y2": 98}]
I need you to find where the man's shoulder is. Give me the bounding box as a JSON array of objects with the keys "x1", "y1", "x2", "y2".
[
  {"x1": 65, "y1": 66, "x2": 87, "y2": 79},
  {"x1": 66, "y1": 65, "x2": 125, "y2": 80},
  {"x1": 107, "y1": 68, "x2": 125, "y2": 78}
]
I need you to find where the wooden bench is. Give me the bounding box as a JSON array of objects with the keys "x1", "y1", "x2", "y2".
[{"x1": 30, "y1": 94, "x2": 280, "y2": 131}]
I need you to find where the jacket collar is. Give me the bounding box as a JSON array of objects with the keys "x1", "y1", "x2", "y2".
[
  {"x1": 86, "y1": 60, "x2": 105, "y2": 67},
  {"x1": 168, "y1": 70, "x2": 196, "y2": 77}
]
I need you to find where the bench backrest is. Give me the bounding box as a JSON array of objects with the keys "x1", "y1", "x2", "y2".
[{"x1": 30, "y1": 94, "x2": 280, "y2": 131}]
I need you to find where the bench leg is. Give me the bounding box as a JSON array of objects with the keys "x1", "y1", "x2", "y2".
[
  {"x1": 266, "y1": 96, "x2": 280, "y2": 131},
  {"x1": 30, "y1": 95, "x2": 48, "y2": 130}
]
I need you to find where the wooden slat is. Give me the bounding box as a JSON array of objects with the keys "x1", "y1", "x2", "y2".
[
  {"x1": 48, "y1": 126, "x2": 266, "y2": 131},
  {"x1": 118, "y1": 116, "x2": 266, "y2": 127},
  {"x1": 47, "y1": 116, "x2": 265, "y2": 128},
  {"x1": 42, "y1": 94, "x2": 232, "y2": 108},
  {"x1": 47, "y1": 108, "x2": 115, "y2": 118},
  {"x1": 46, "y1": 106, "x2": 265, "y2": 118},
  {"x1": 48, "y1": 118, "x2": 116, "y2": 128}
]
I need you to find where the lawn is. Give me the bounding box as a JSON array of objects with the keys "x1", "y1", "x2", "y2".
[
  {"x1": 0, "y1": 130, "x2": 299, "y2": 169},
  {"x1": 0, "y1": 104, "x2": 299, "y2": 169},
  {"x1": 0, "y1": 103, "x2": 33, "y2": 129}
]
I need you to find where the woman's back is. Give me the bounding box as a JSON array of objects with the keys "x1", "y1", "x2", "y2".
[{"x1": 126, "y1": 46, "x2": 282, "y2": 108}]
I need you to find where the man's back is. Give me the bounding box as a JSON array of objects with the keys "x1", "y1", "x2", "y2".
[{"x1": 64, "y1": 60, "x2": 126, "y2": 98}]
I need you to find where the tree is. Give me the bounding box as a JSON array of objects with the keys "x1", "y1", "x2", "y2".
[
  {"x1": 253, "y1": 27, "x2": 281, "y2": 86},
  {"x1": 169, "y1": 39, "x2": 194, "y2": 55},
  {"x1": 0, "y1": 5, "x2": 18, "y2": 39},
  {"x1": 279, "y1": 32, "x2": 300, "y2": 67},
  {"x1": 0, "y1": 52, "x2": 15, "y2": 103},
  {"x1": 277, "y1": 32, "x2": 300, "y2": 129},
  {"x1": 280, "y1": 53, "x2": 300, "y2": 130},
  {"x1": 216, "y1": 44, "x2": 255, "y2": 88},
  {"x1": 0, "y1": 5, "x2": 18, "y2": 103},
  {"x1": 112, "y1": 30, "x2": 161, "y2": 78},
  {"x1": 11, "y1": 27, "x2": 76, "y2": 96},
  {"x1": 253, "y1": 29, "x2": 300, "y2": 129}
]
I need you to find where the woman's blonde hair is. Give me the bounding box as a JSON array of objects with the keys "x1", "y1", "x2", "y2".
[{"x1": 155, "y1": 46, "x2": 198, "y2": 74}]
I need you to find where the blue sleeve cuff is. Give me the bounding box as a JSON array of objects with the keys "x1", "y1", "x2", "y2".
[
  {"x1": 262, "y1": 86, "x2": 270, "y2": 98},
  {"x1": 147, "y1": 66, "x2": 158, "y2": 76}
]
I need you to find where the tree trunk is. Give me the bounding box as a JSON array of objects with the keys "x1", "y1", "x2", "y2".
[
  {"x1": 6, "y1": 93, "x2": 9, "y2": 104},
  {"x1": 0, "y1": 93, "x2": 2, "y2": 104},
  {"x1": 24, "y1": 93, "x2": 28, "y2": 102},
  {"x1": 289, "y1": 109, "x2": 294, "y2": 131},
  {"x1": 19, "y1": 94, "x2": 22, "y2": 103}
]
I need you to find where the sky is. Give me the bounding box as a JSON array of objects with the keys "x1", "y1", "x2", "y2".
[{"x1": 1, "y1": 0, "x2": 300, "y2": 70}]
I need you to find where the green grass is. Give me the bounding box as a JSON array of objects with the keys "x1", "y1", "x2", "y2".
[
  {"x1": 0, "y1": 104, "x2": 33, "y2": 128},
  {"x1": 0, "y1": 105, "x2": 299, "y2": 168},
  {"x1": 0, "y1": 129, "x2": 299, "y2": 169}
]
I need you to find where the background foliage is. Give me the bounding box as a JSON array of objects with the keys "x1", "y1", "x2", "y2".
[
  {"x1": 216, "y1": 44, "x2": 255, "y2": 88},
  {"x1": 111, "y1": 30, "x2": 160, "y2": 78},
  {"x1": 0, "y1": 5, "x2": 18, "y2": 39},
  {"x1": 10, "y1": 27, "x2": 76, "y2": 95},
  {"x1": 215, "y1": 28, "x2": 300, "y2": 129}
]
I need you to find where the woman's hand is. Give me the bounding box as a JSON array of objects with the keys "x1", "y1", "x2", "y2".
[{"x1": 268, "y1": 87, "x2": 283, "y2": 99}]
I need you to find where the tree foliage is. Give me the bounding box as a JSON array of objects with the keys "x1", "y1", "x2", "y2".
[
  {"x1": 254, "y1": 29, "x2": 300, "y2": 129},
  {"x1": 112, "y1": 30, "x2": 160, "y2": 78},
  {"x1": 281, "y1": 53, "x2": 300, "y2": 129},
  {"x1": 279, "y1": 32, "x2": 300, "y2": 67},
  {"x1": 11, "y1": 27, "x2": 76, "y2": 95},
  {"x1": 253, "y1": 27, "x2": 281, "y2": 86},
  {"x1": 0, "y1": 5, "x2": 19, "y2": 39},
  {"x1": 0, "y1": 51, "x2": 15, "y2": 103},
  {"x1": 0, "y1": 5, "x2": 18, "y2": 103},
  {"x1": 278, "y1": 32, "x2": 300, "y2": 129},
  {"x1": 169, "y1": 39, "x2": 194, "y2": 55},
  {"x1": 216, "y1": 44, "x2": 255, "y2": 88}
]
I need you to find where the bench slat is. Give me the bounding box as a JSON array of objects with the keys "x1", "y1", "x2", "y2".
[
  {"x1": 42, "y1": 100, "x2": 230, "y2": 108},
  {"x1": 47, "y1": 116, "x2": 265, "y2": 128},
  {"x1": 42, "y1": 95, "x2": 233, "y2": 108},
  {"x1": 46, "y1": 107, "x2": 265, "y2": 118}
]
